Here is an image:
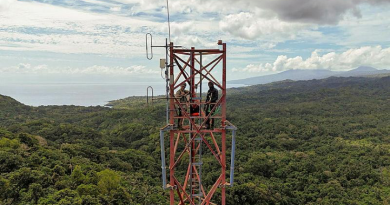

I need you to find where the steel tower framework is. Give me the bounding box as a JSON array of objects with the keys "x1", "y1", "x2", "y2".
[{"x1": 159, "y1": 41, "x2": 237, "y2": 205}]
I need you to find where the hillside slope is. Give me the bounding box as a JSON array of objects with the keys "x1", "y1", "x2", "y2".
[{"x1": 230, "y1": 66, "x2": 390, "y2": 85}]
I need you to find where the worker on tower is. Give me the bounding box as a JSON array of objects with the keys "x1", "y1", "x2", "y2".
[
  {"x1": 190, "y1": 84, "x2": 200, "y2": 116},
  {"x1": 205, "y1": 81, "x2": 218, "y2": 129},
  {"x1": 176, "y1": 83, "x2": 190, "y2": 129}
]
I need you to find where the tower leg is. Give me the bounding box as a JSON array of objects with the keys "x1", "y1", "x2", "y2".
[
  {"x1": 222, "y1": 130, "x2": 226, "y2": 205},
  {"x1": 170, "y1": 131, "x2": 175, "y2": 205}
]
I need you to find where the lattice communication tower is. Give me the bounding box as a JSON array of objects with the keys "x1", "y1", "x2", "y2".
[{"x1": 147, "y1": 37, "x2": 237, "y2": 205}]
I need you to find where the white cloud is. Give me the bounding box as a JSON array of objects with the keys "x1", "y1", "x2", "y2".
[
  {"x1": 82, "y1": 0, "x2": 120, "y2": 8},
  {"x1": 220, "y1": 12, "x2": 312, "y2": 40},
  {"x1": 110, "y1": 6, "x2": 122, "y2": 12},
  {"x1": 0, "y1": 0, "x2": 161, "y2": 57},
  {"x1": 18, "y1": 63, "x2": 32, "y2": 70},
  {"x1": 234, "y1": 46, "x2": 390, "y2": 72},
  {"x1": 111, "y1": 0, "x2": 390, "y2": 26},
  {"x1": 0, "y1": 0, "x2": 226, "y2": 57},
  {"x1": 1, "y1": 0, "x2": 387, "y2": 58},
  {"x1": 0, "y1": 64, "x2": 159, "y2": 75},
  {"x1": 74, "y1": 65, "x2": 159, "y2": 75},
  {"x1": 1, "y1": 0, "x2": 390, "y2": 83},
  {"x1": 114, "y1": 0, "x2": 242, "y2": 16},
  {"x1": 0, "y1": 31, "x2": 149, "y2": 57},
  {"x1": 0, "y1": 0, "x2": 15, "y2": 12},
  {"x1": 246, "y1": 0, "x2": 390, "y2": 24},
  {"x1": 168, "y1": 22, "x2": 195, "y2": 36},
  {"x1": 337, "y1": 8, "x2": 390, "y2": 46},
  {"x1": 172, "y1": 35, "x2": 218, "y2": 48}
]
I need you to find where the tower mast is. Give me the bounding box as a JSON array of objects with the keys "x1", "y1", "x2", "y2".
[{"x1": 158, "y1": 40, "x2": 237, "y2": 205}]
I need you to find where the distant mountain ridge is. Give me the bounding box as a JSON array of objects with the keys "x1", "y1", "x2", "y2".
[{"x1": 230, "y1": 66, "x2": 390, "y2": 85}]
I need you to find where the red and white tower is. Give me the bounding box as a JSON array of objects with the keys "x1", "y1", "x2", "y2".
[{"x1": 159, "y1": 40, "x2": 237, "y2": 205}]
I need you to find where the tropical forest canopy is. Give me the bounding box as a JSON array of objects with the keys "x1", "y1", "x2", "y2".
[{"x1": 1, "y1": 76, "x2": 390, "y2": 204}]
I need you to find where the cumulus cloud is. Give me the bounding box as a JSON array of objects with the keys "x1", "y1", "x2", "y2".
[
  {"x1": 114, "y1": 0, "x2": 242, "y2": 16},
  {"x1": 0, "y1": 0, "x2": 224, "y2": 56},
  {"x1": 243, "y1": 0, "x2": 390, "y2": 24},
  {"x1": 172, "y1": 35, "x2": 218, "y2": 48},
  {"x1": 82, "y1": 0, "x2": 119, "y2": 8},
  {"x1": 218, "y1": 0, "x2": 390, "y2": 40},
  {"x1": 220, "y1": 12, "x2": 309, "y2": 40},
  {"x1": 113, "y1": 0, "x2": 390, "y2": 25},
  {"x1": 1, "y1": 0, "x2": 390, "y2": 80},
  {"x1": 0, "y1": 0, "x2": 15, "y2": 12},
  {"x1": 0, "y1": 0, "x2": 161, "y2": 57},
  {"x1": 167, "y1": 22, "x2": 195, "y2": 36},
  {"x1": 0, "y1": 63, "x2": 47, "y2": 73},
  {"x1": 1, "y1": 0, "x2": 388, "y2": 55},
  {"x1": 234, "y1": 46, "x2": 390, "y2": 72},
  {"x1": 0, "y1": 31, "x2": 149, "y2": 57},
  {"x1": 18, "y1": 63, "x2": 32, "y2": 70},
  {"x1": 110, "y1": 6, "x2": 122, "y2": 12}
]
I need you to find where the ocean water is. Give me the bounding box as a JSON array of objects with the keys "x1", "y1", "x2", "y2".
[{"x1": 0, "y1": 82, "x2": 245, "y2": 106}]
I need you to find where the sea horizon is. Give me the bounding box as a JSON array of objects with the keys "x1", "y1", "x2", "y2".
[{"x1": 0, "y1": 82, "x2": 246, "y2": 107}]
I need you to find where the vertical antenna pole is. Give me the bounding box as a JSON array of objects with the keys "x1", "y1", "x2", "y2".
[
  {"x1": 169, "y1": 42, "x2": 175, "y2": 205},
  {"x1": 190, "y1": 47, "x2": 195, "y2": 201},
  {"x1": 230, "y1": 129, "x2": 236, "y2": 186},
  {"x1": 199, "y1": 52, "x2": 203, "y2": 126},
  {"x1": 221, "y1": 42, "x2": 227, "y2": 205},
  {"x1": 166, "y1": 38, "x2": 169, "y2": 124},
  {"x1": 160, "y1": 129, "x2": 167, "y2": 189},
  {"x1": 166, "y1": 0, "x2": 171, "y2": 43}
]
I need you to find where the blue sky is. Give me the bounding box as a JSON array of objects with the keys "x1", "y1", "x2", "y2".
[{"x1": 0, "y1": 0, "x2": 390, "y2": 83}]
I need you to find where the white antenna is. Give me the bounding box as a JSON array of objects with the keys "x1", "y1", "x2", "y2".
[{"x1": 166, "y1": 0, "x2": 171, "y2": 42}]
